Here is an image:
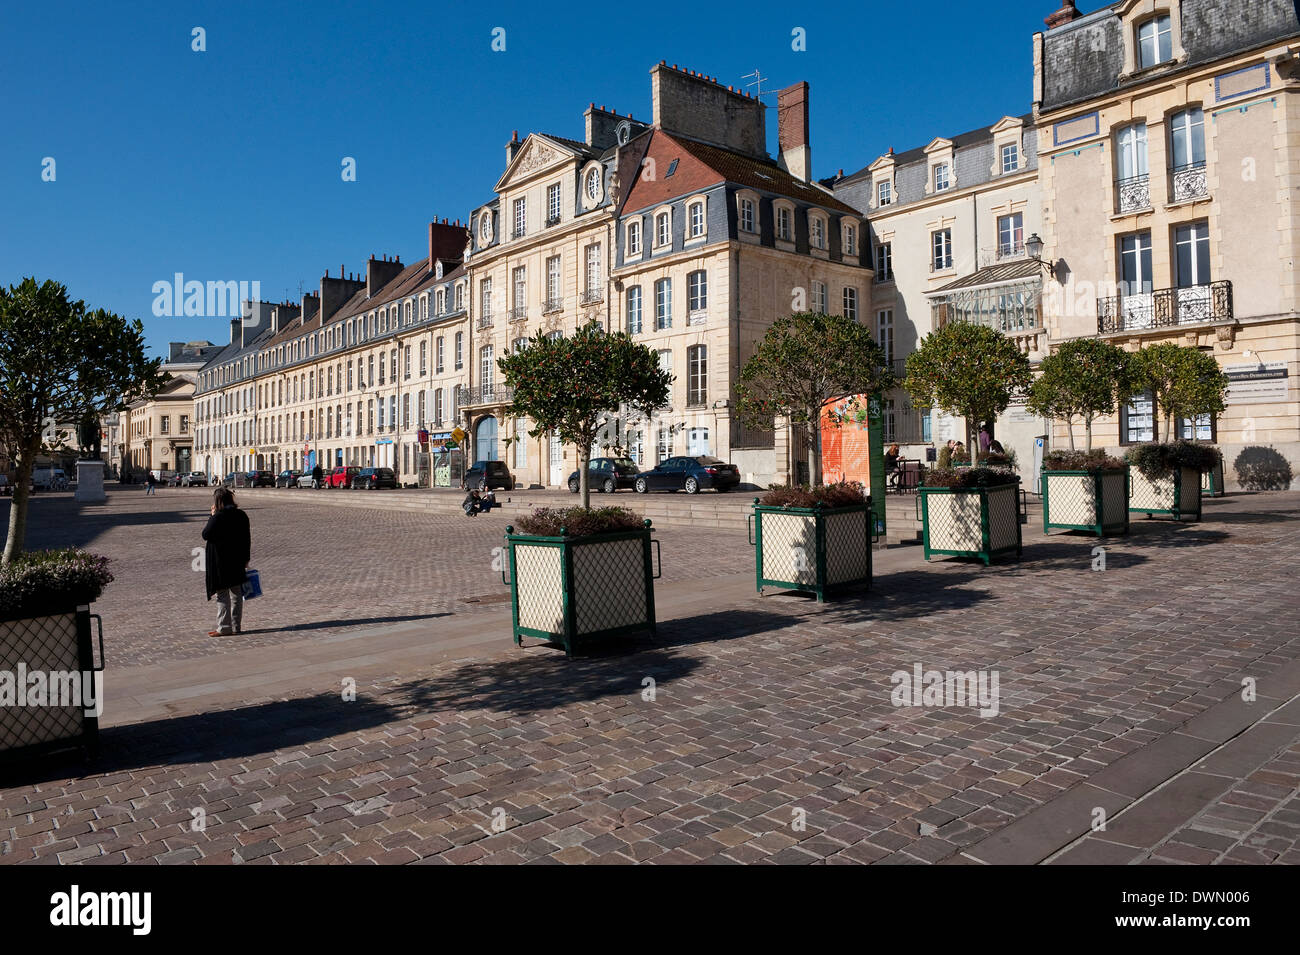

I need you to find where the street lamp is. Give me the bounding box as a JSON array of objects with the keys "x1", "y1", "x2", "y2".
[{"x1": 1025, "y1": 233, "x2": 1056, "y2": 279}]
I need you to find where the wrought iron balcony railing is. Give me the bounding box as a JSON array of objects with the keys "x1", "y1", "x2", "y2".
[
  {"x1": 1097, "y1": 280, "x2": 1233, "y2": 333},
  {"x1": 1115, "y1": 173, "x2": 1151, "y2": 213},
  {"x1": 997, "y1": 243, "x2": 1025, "y2": 260},
  {"x1": 476, "y1": 313, "x2": 494, "y2": 330},
  {"x1": 545, "y1": 215, "x2": 561, "y2": 228},
  {"x1": 543, "y1": 297, "x2": 564, "y2": 314},
  {"x1": 1170, "y1": 162, "x2": 1208, "y2": 202},
  {"x1": 456, "y1": 384, "x2": 515, "y2": 406},
  {"x1": 508, "y1": 306, "x2": 527, "y2": 323},
  {"x1": 580, "y1": 288, "x2": 604, "y2": 305}
]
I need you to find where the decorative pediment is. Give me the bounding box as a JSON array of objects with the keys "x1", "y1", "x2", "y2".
[
  {"x1": 868, "y1": 153, "x2": 896, "y2": 174},
  {"x1": 990, "y1": 116, "x2": 1024, "y2": 135},
  {"x1": 495, "y1": 134, "x2": 578, "y2": 191},
  {"x1": 924, "y1": 137, "x2": 954, "y2": 155}
]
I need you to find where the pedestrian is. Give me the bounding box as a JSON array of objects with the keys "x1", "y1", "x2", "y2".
[
  {"x1": 884, "y1": 443, "x2": 901, "y2": 490},
  {"x1": 311, "y1": 463, "x2": 323, "y2": 489},
  {"x1": 989, "y1": 439, "x2": 1006, "y2": 455},
  {"x1": 202, "y1": 486, "x2": 252, "y2": 637},
  {"x1": 979, "y1": 424, "x2": 992, "y2": 454},
  {"x1": 462, "y1": 487, "x2": 481, "y2": 517},
  {"x1": 479, "y1": 485, "x2": 497, "y2": 513},
  {"x1": 145, "y1": 471, "x2": 157, "y2": 495}
]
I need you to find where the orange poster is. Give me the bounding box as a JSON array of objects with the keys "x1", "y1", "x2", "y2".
[{"x1": 820, "y1": 397, "x2": 873, "y2": 494}]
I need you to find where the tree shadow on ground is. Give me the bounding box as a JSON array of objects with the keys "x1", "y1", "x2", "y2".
[
  {"x1": 0, "y1": 693, "x2": 407, "y2": 786},
  {"x1": 236, "y1": 613, "x2": 452, "y2": 636},
  {"x1": 759, "y1": 567, "x2": 993, "y2": 621}
]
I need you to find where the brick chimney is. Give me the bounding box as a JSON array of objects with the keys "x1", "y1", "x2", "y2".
[
  {"x1": 650, "y1": 63, "x2": 766, "y2": 159},
  {"x1": 505, "y1": 130, "x2": 521, "y2": 166},
  {"x1": 366, "y1": 254, "x2": 404, "y2": 298},
  {"x1": 1045, "y1": 1, "x2": 1081, "y2": 28},
  {"x1": 429, "y1": 219, "x2": 468, "y2": 267},
  {"x1": 777, "y1": 81, "x2": 811, "y2": 183},
  {"x1": 321, "y1": 270, "x2": 363, "y2": 323}
]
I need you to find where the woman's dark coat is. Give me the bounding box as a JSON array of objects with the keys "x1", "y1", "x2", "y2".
[{"x1": 202, "y1": 505, "x2": 251, "y2": 598}]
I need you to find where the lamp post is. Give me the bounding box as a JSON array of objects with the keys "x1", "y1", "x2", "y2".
[{"x1": 1025, "y1": 233, "x2": 1056, "y2": 279}]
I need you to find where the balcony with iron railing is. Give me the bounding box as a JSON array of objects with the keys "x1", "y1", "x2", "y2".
[
  {"x1": 543, "y1": 297, "x2": 564, "y2": 314},
  {"x1": 476, "y1": 312, "x2": 494, "y2": 330},
  {"x1": 1115, "y1": 173, "x2": 1151, "y2": 214},
  {"x1": 457, "y1": 384, "x2": 515, "y2": 407},
  {"x1": 1097, "y1": 280, "x2": 1233, "y2": 334},
  {"x1": 580, "y1": 288, "x2": 603, "y2": 305},
  {"x1": 508, "y1": 305, "x2": 527, "y2": 323},
  {"x1": 1170, "y1": 162, "x2": 1208, "y2": 203}
]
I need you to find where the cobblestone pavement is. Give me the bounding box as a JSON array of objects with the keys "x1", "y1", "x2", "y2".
[
  {"x1": 2, "y1": 491, "x2": 1300, "y2": 864},
  {"x1": 1, "y1": 489, "x2": 753, "y2": 667}
]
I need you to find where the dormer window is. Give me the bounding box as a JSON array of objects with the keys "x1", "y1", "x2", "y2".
[
  {"x1": 877, "y1": 181, "x2": 892, "y2": 207},
  {"x1": 655, "y1": 210, "x2": 671, "y2": 248},
  {"x1": 1137, "y1": 15, "x2": 1172, "y2": 69},
  {"x1": 809, "y1": 214, "x2": 826, "y2": 250},
  {"x1": 585, "y1": 167, "x2": 602, "y2": 202},
  {"x1": 687, "y1": 200, "x2": 705, "y2": 239},
  {"x1": 1001, "y1": 143, "x2": 1020, "y2": 174},
  {"x1": 933, "y1": 163, "x2": 951, "y2": 192},
  {"x1": 739, "y1": 196, "x2": 756, "y2": 233},
  {"x1": 776, "y1": 205, "x2": 792, "y2": 241},
  {"x1": 627, "y1": 219, "x2": 642, "y2": 256}
]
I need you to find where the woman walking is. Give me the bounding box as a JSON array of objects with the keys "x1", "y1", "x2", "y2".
[{"x1": 202, "y1": 487, "x2": 251, "y2": 636}]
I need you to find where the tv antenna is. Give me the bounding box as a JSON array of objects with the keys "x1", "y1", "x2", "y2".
[{"x1": 742, "y1": 69, "x2": 771, "y2": 101}]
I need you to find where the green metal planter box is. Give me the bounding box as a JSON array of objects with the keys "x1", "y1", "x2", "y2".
[
  {"x1": 502, "y1": 521, "x2": 659, "y2": 656},
  {"x1": 1129, "y1": 466, "x2": 1202, "y2": 521},
  {"x1": 0, "y1": 604, "x2": 104, "y2": 765},
  {"x1": 1202, "y1": 457, "x2": 1226, "y2": 497},
  {"x1": 1041, "y1": 467, "x2": 1130, "y2": 537},
  {"x1": 919, "y1": 482, "x2": 1022, "y2": 565},
  {"x1": 749, "y1": 500, "x2": 873, "y2": 602}
]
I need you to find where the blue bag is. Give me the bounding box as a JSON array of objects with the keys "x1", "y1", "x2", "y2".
[{"x1": 241, "y1": 569, "x2": 263, "y2": 600}]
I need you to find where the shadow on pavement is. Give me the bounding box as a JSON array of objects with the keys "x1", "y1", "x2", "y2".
[{"x1": 236, "y1": 612, "x2": 452, "y2": 636}]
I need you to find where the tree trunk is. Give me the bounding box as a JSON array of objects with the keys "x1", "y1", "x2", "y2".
[
  {"x1": 579, "y1": 440, "x2": 591, "y2": 511},
  {"x1": 966, "y1": 412, "x2": 978, "y2": 465},
  {"x1": 1067, "y1": 416, "x2": 1076, "y2": 451},
  {"x1": 3, "y1": 435, "x2": 40, "y2": 565},
  {"x1": 808, "y1": 420, "x2": 822, "y2": 487},
  {"x1": 1084, "y1": 414, "x2": 1093, "y2": 452}
]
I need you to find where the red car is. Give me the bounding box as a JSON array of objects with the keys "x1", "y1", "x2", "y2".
[{"x1": 326, "y1": 466, "x2": 359, "y2": 488}]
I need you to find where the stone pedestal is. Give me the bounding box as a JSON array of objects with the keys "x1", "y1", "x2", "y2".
[{"x1": 74, "y1": 460, "x2": 106, "y2": 503}]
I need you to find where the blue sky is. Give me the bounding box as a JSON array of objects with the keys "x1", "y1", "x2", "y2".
[{"x1": 2, "y1": 0, "x2": 1069, "y2": 356}]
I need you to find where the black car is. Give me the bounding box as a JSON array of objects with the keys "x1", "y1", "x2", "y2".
[
  {"x1": 568, "y1": 457, "x2": 640, "y2": 494},
  {"x1": 462, "y1": 460, "x2": 514, "y2": 491},
  {"x1": 633, "y1": 456, "x2": 741, "y2": 494},
  {"x1": 351, "y1": 467, "x2": 397, "y2": 489},
  {"x1": 247, "y1": 470, "x2": 275, "y2": 488},
  {"x1": 274, "y1": 469, "x2": 302, "y2": 488}
]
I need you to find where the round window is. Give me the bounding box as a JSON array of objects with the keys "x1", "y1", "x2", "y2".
[{"x1": 586, "y1": 168, "x2": 602, "y2": 201}]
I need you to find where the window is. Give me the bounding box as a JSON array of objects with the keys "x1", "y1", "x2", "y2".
[
  {"x1": 160, "y1": 415, "x2": 170, "y2": 434},
  {"x1": 627, "y1": 219, "x2": 641, "y2": 256},
  {"x1": 433, "y1": 390, "x2": 443, "y2": 426},
  {"x1": 932, "y1": 230, "x2": 953, "y2": 271},
  {"x1": 1177, "y1": 413, "x2": 1215, "y2": 442},
  {"x1": 480, "y1": 345, "x2": 495, "y2": 396},
  {"x1": 454, "y1": 283, "x2": 464, "y2": 312},
  {"x1": 514, "y1": 418, "x2": 528, "y2": 469},
  {"x1": 877, "y1": 180, "x2": 892, "y2": 207},
  {"x1": 347, "y1": 360, "x2": 354, "y2": 391},
  {"x1": 657, "y1": 349, "x2": 672, "y2": 379},
  {"x1": 435, "y1": 289, "x2": 445, "y2": 315},
  {"x1": 511, "y1": 336, "x2": 527, "y2": 353},
  {"x1": 584, "y1": 243, "x2": 601, "y2": 297},
  {"x1": 688, "y1": 201, "x2": 705, "y2": 238},
  {"x1": 1117, "y1": 123, "x2": 1149, "y2": 215},
  {"x1": 328, "y1": 366, "x2": 334, "y2": 394},
  {"x1": 436, "y1": 337, "x2": 444, "y2": 373},
  {"x1": 739, "y1": 197, "x2": 755, "y2": 233},
  {"x1": 812, "y1": 281, "x2": 827, "y2": 313},
  {"x1": 655, "y1": 211, "x2": 671, "y2": 247},
  {"x1": 512, "y1": 266, "x2": 526, "y2": 315},
  {"x1": 585, "y1": 167, "x2": 602, "y2": 202},
  {"x1": 545, "y1": 255, "x2": 561, "y2": 309},
  {"x1": 687, "y1": 270, "x2": 707, "y2": 315},
  {"x1": 843, "y1": 286, "x2": 858, "y2": 321},
  {"x1": 547, "y1": 182, "x2": 561, "y2": 224},
  {"x1": 1120, "y1": 232, "x2": 1154, "y2": 296},
  {"x1": 998, "y1": 213, "x2": 1024, "y2": 257},
  {"x1": 403, "y1": 394, "x2": 411, "y2": 430},
  {"x1": 933, "y1": 163, "x2": 950, "y2": 192},
  {"x1": 480, "y1": 278, "x2": 493, "y2": 320},
  {"x1": 1001, "y1": 143, "x2": 1020, "y2": 174},
  {"x1": 1170, "y1": 108, "x2": 1206, "y2": 196},
  {"x1": 512, "y1": 196, "x2": 526, "y2": 237},
  {"x1": 657, "y1": 426, "x2": 671, "y2": 463},
  {"x1": 875, "y1": 242, "x2": 894, "y2": 282},
  {"x1": 687, "y1": 345, "x2": 707, "y2": 406},
  {"x1": 389, "y1": 396, "x2": 396, "y2": 432},
  {"x1": 776, "y1": 206, "x2": 792, "y2": 241},
  {"x1": 844, "y1": 223, "x2": 857, "y2": 256},
  {"x1": 419, "y1": 340, "x2": 427, "y2": 376},
  {"x1": 627, "y1": 286, "x2": 643, "y2": 334},
  {"x1": 810, "y1": 215, "x2": 826, "y2": 249},
  {"x1": 877, "y1": 310, "x2": 894, "y2": 365},
  {"x1": 655, "y1": 279, "x2": 672, "y2": 330},
  {"x1": 1137, "y1": 14, "x2": 1172, "y2": 69},
  {"x1": 1121, "y1": 392, "x2": 1156, "y2": 444},
  {"x1": 454, "y1": 332, "x2": 463, "y2": 369},
  {"x1": 180, "y1": 414, "x2": 189, "y2": 434},
  {"x1": 1174, "y1": 222, "x2": 1210, "y2": 287}
]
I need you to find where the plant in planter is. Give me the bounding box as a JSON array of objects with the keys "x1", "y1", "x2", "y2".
[
  {"x1": 918, "y1": 467, "x2": 1022, "y2": 565},
  {"x1": 735, "y1": 311, "x2": 894, "y2": 487},
  {"x1": 750, "y1": 481, "x2": 872, "y2": 602},
  {"x1": 1026, "y1": 338, "x2": 1138, "y2": 451},
  {"x1": 1201, "y1": 447, "x2": 1227, "y2": 497},
  {"x1": 503, "y1": 507, "x2": 658, "y2": 656},
  {"x1": 1040, "y1": 449, "x2": 1130, "y2": 537},
  {"x1": 0, "y1": 548, "x2": 113, "y2": 761},
  {"x1": 1125, "y1": 441, "x2": 1219, "y2": 521},
  {"x1": 905, "y1": 322, "x2": 1033, "y2": 471}
]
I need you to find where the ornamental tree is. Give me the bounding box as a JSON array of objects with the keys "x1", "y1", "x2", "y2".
[
  {"x1": 904, "y1": 322, "x2": 1033, "y2": 459},
  {"x1": 498, "y1": 322, "x2": 671, "y2": 510},
  {"x1": 1025, "y1": 337, "x2": 1138, "y2": 451},
  {"x1": 0, "y1": 278, "x2": 167, "y2": 563},
  {"x1": 1131, "y1": 342, "x2": 1229, "y2": 441},
  {"x1": 734, "y1": 311, "x2": 894, "y2": 486}
]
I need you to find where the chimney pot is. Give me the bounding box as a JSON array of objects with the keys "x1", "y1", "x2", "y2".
[{"x1": 1045, "y1": 0, "x2": 1081, "y2": 28}]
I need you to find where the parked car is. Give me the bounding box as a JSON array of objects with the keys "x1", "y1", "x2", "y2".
[
  {"x1": 567, "y1": 457, "x2": 640, "y2": 494},
  {"x1": 350, "y1": 467, "x2": 397, "y2": 490},
  {"x1": 295, "y1": 472, "x2": 318, "y2": 489},
  {"x1": 633, "y1": 456, "x2": 741, "y2": 494},
  {"x1": 462, "y1": 460, "x2": 514, "y2": 491},
  {"x1": 179, "y1": 471, "x2": 208, "y2": 487},
  {"x1": 0, "y1": 475, "x2": 10, "y2": 496},
  {"x1": 32, "y1": 467, "x2": 69, "y2": 491},
  {"x1": 327, "y1": 466, "x2": 360, "y2": 489},
  {"x1": 221, "y1": 472, "x2": 242, "y2": 488},
  {"x1": 275, "y1": 469, "x2": 302, "y2": 488},
  {"x1": 245, "y1": 470, "x2": 275, "y2": 488}
]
